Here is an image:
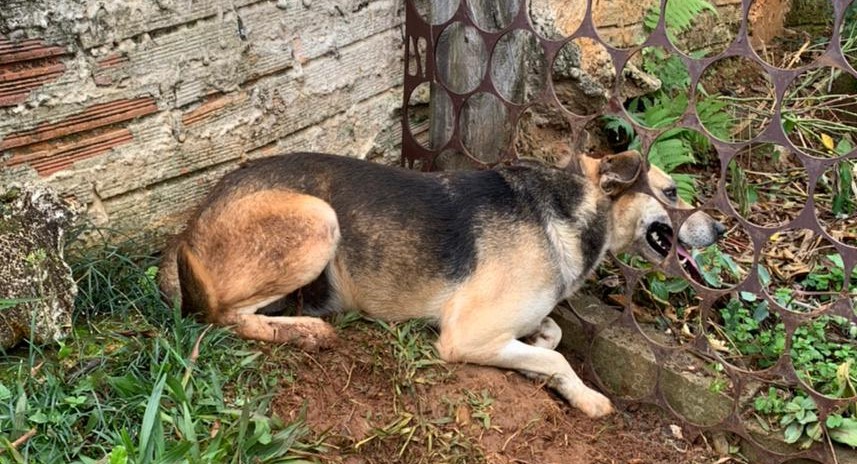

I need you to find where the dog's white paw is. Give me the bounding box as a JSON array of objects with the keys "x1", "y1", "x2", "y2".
[{"x1": 574, "y1": 389, "x2": 614, "y2": 418}]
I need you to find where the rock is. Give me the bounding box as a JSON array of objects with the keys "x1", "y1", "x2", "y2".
[{"x1": 0, "y1": 184, "x2": 77, "y2": 350}]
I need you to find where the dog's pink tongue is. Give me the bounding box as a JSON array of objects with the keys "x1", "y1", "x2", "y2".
[{"x1": 676, "y1": 244, "x2": 700, "y2": 275}]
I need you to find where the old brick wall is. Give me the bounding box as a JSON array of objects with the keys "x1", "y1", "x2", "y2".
[{"x1": 1, "y1": 0, "x2": 404, "y2": 245}]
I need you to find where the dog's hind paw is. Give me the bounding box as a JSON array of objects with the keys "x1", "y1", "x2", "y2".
[
  {"x1": 269, "y1": 318, "x2": 338, "y2": 352},
  {"x1": 234, "y1": 315, "x2": 338, "y2": 351}
]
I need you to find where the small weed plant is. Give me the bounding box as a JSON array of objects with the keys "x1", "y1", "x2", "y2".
[{"x1": 643, "y1": 252, "x2": 857, "y2": 448}]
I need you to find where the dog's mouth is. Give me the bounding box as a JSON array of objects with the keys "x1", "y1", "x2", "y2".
[{"x1": 645, "y1": 222, "x2": 702, "y2": 279}]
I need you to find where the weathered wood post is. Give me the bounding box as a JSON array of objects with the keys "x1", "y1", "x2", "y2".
[{"x1": 431, "y1": 0, "x2": 526, "y2": 169}]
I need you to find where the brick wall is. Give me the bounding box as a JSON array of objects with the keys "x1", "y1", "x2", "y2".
[{"x1": 1, "y1": 0, "x2": 404, "y2": 245}]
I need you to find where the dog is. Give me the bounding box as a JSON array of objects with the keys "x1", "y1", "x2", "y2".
[{"x1": 158, "y1": 150, "x2": 725, "y2": 418}]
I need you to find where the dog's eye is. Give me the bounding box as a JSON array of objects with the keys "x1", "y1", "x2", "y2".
[{"x1": 663, "y1": 187, "x2": 678, "y2": 201}]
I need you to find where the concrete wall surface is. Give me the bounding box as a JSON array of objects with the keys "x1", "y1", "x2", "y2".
[{"x1": 1, "y1": 0, "x2": 405, "y2": 245}]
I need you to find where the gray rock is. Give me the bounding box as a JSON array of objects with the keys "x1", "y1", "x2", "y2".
[{"x1": 0, "y1": 184, "x2": 77, "y2": 350}]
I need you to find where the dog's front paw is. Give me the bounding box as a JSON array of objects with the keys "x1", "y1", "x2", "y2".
[{"x1": 574, "y1": 389, "x2": 614, "y2": 418}]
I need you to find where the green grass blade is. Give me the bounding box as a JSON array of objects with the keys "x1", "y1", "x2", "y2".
[{"x1": 138, "y1": 373, "x2": 167, "y2": 464}]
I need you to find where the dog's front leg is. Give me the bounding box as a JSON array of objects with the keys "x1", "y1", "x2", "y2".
[
  {"x1": 438, "y1": 332, "x2": 613, "y2": 418},
  {"x1": 522, "y1": 316, "x2": 562, "y2": 350},
  {"x1": 495, "y1": 339, "x2": 614, "y2": 418}
]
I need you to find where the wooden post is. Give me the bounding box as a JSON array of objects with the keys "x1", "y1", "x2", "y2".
[{"x1": 431, "y1": 0, "x2": 526, "y2": 169}]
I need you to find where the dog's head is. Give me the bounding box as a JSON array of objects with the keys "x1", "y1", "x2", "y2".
[{"x1": 576, "y1": 150, "x2": 726, "y2": 273}]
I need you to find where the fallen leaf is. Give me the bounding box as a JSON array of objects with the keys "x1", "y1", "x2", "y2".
[
  {"x1": 707, "y1": 335, "x2": 730, "y2": 353},
  {"x1": 821, "y1": 133, "x2": 835, "y2": 151}
]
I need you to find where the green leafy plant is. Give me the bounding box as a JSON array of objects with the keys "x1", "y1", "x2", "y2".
[
  {"x1": 639, "y1": 48, "x2": 693, "y2": 93},
  {"x1": 731, "y1": 293, "x2": 857, "y2": 448},
  {"x1": 780, "y1": 395, "x2": 823, "y2": 449},
  {"x1": 643, "y1": 0, "x2": 717, "y2": 39},
  {"x1": 768, "y1": 253, "x2": 857, "y2": 312},
  {"x1": 791, "y1": 316, "x2": 857, "y2": 398},
  {"x1": 827, "y1": 414, "x2": 857, "y2": 448},
  {"x1": 717, "y1": 297, "x2": 785, "y2": 369},
  {"x1": 754, "y1": 389, "x2": 857, "y2": 449},
  {"x1": 691, "y1": 244, "x2": 742, "y2": 289}
]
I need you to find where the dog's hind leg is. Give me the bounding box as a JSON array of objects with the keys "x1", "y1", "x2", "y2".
[
  {"x1": 179, "y1": 190, "x2": 341, "y2": 350},
  {"x1": 223, "y1": 309, "x2": 337, "y2": 352}
]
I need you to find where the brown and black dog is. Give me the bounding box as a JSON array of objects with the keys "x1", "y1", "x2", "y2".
[{"x1": 159, "y1": 151, "x2": 724, "y2": 418}]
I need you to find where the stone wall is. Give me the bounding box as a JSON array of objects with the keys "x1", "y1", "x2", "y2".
[
  {"x1": 1, "y1": 0, "x2": 758, "y2": 247},
  {"x1": 1, "y1": 0, "x2": 405, "y2": 245},
  {"x1": 592, "y1": 0, "x2": 743, "y2": 49}
]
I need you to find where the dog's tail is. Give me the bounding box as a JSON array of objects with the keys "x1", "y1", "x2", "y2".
[{"x1": 175, "y1": 242, "x2": 219, "y2": 319}]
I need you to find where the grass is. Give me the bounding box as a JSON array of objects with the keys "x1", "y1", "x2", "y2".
[
  {"x1": 0, "y1": 232, "x2": 327, "y2": 464},
  {"x1": 0, "y1": 229, "x2": 493, "y2": 463}
]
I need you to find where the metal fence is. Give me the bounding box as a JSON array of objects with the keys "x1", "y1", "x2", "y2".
[{"x1": 401, "y1": 0, "x2": 857, "y2": 462}]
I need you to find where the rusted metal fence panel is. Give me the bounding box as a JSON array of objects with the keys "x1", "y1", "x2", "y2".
[{"x1": 401, "y1": 0, "x2": 857, "y2": 461}]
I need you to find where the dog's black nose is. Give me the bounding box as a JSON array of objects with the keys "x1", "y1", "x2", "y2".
[{"x1": 714, "y1": 221, "x2": 727, "y2": 238}]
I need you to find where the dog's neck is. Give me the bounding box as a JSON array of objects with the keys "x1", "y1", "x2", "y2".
[{"x1": 544, "y1": 188, "x2": 612, "y2": 299}]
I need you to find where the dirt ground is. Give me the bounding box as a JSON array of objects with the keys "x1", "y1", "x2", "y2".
[{"x1": 271, "y1": 319, "x2": 722, "y2": 464}]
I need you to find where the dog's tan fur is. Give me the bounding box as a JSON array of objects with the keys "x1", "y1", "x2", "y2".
[{"x1": 160, "y1": 151, "x2": 723, "y2": 418}]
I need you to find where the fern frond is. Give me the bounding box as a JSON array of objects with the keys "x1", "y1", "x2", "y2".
[
  {"x1": 671, "y1": 173, "x2": 698, "y2": 204},
  {"x1": 602, "y1": 115, "x2": 635, "y2": 140},
  {"x1": 666, "y1": 0, "x2": 717, "y2": 33},
  {"x1": 643, "y1": 0, "x2": 718, "y2": 37},
  {"x1": 648, "y1": 136, "x2": 696, "y2": 172},
  {"x1": 697, "y1": 96, "x2": 733, "y2": 140}
]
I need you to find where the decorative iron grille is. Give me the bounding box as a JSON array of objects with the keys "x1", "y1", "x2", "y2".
[{"x1": 401, "y1": 0, "x2": 857, "y2": 462}]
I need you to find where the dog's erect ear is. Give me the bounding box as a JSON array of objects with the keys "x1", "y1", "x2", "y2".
[{"x1": 599, "y1": 150, "x2": 642, "y2": 196}]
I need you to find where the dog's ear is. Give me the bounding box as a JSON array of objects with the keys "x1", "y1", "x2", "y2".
[{"x1": 598, "y1": 150, "x2": 642, "y2": 196}]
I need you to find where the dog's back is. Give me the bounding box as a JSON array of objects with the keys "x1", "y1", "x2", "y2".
[{"x1": 160, "y1": 153, "x2": 605, "y2": 319}]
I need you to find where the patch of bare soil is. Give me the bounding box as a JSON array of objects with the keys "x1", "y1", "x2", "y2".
[{"x1": 271, "y1": 319, "x2": 720, "y2": 464}]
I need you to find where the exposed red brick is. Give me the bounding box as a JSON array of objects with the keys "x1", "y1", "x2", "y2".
[
  {"x1": 181, "y1": 92, "x2": 246, "y2": 126},
  {"x1": 2, "y1": 96, "x2": 158, "y2": 175},
  {"x1": 5, "y1": 127, "x2": 134, "y2": 176},
  {"x1": 92, "y1": 53, "x2": 130, "y2": 87},
  {"x1": 0, "y1": 37, "x2": 70, "y2": 107},
  {"x1": 96, "y1": 53, "x2": 129, "y2": 69},
  {"x1": 0, "y1": 38, "x2": 67, "y2": 64},
  {"x1": 1, "y1": 97, "x2": 157, "y2": 150}
]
